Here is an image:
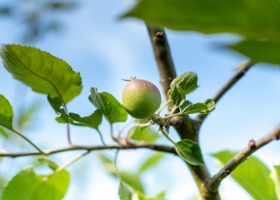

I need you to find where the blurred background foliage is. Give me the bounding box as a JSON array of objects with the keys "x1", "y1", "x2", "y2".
[
  {"x1": 0, "y1": 0, "x2": 279, "y2": 199},
  {"x1": 0, "y1": 0, "x2": 77, "y2": 43}
]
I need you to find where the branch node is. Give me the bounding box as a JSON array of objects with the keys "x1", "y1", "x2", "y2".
[
  {"x1": 248, "y1": 139, "x2": 256, "y2": 149},
  {"x1": 225, "y1": 170, "x2": 231, "y2": 175},
  {"x1": 156, "y1": 31, "x2": 164, "y2": 38}
]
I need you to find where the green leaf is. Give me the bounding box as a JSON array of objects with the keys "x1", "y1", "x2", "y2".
[
  {"x1": 119, "y1": 171, "x2": 145, "y2": 193},
  {"x1": 121, "y1": 0, "x2": 280, "y2": 41},
  {"x1": 175, "y1": 139, "x2": 204, "y2": 165},
  {"x1": 129, "y1": 126, "x2": 159, "y2": 143},
  {"x1": 55, "y1": 111, "x2": 102, "y2": 130},
  {"x1": 119, "y1": 182, "x2": 132, "y2": 200},
  {"x1": 98, "y1": 154, "x2": 116, "y2": 174},
  {"x1": 212, "y1": 150, "x2": 277, "y2": 200},
  {"x1": 0, "y1": 94, "x2": 13, "y2": 129},
  {"x1": 90, "y1": 88, "x2": 128, "y2": 124},
  {"x1": 271, "y1": 165, "x2": 280, "y2": 199},
  {"x1": 98, "y1": 154, "x2": 145, "y2": 193},
  {"x1": 181, "y1": 103, "x2": 207, "y2": 114},
  {"x1": 2, "y1": 167, "x2": 70, "y2": 200},
  {"x1": 35, "y1": 171, "x2": 69, "y2": 200},
  {"x1": 204, "y1": 99, "x2": 215, "y2": 113},
  {"x1": 228, "y1": 39, "x2": 280, "y2": 66},
  {"x1": 138, "y1": 153, "x2": 164, "y2": 173},
  {"x1": 36, "y1": 156, "x2": 59, "y2": 171},
  {"x1": 137, "y1": 191, "x2": 166, "y2": 200},
  {"x1": 89, "y1": 88, "x2": 105, "y2": 111},
  {"x1": 47, "y1": 95, "x2": 65, "y2": 114},
  {"x1": 179, "y1": 100, "x2": 192, "y2": 111},
  {"x1": 0, "y1": 45, "x2": 82, "y2": 104},
  {"x1": 68, "y1": 110, "x2": 102, "y2": 129},
  {"x1": 181, "y1": 99, "x2": 215, "y2": 114},
  {"x1": 0, "y1": 127, "x2": 8, "y2": 138},
  {"x1": 168, "y1": 72, "x2": 198, "y2": 106},
  {"x1": 48, "y1": 95, "x2": 102, "y2": 129}
]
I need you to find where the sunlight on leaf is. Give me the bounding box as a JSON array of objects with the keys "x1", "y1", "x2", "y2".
[
  {"x1": 137, "y1": 191, "x2": 166, "y2": 200},
  {"x1": 0, "y1": 127, "x2": 8, "y2": 138},
  {"x1": 119, "y1": 182, "x2": 132, "y2": 200},
  {"x1": 0, "y1": 45, "x2": 82, "y2": 104},
  {"x1": 2, "y1": 167, "x2": 70, "y2": 200},
  {"x1": 271, "y1": 165, "x2": 280, "y2": 199},
  {"x1": 128, "y1": 126, "x2": 159, "y2": 143},
  {"x1": 0, "y1": 94, "x2": 13, "y2": 129},
  {"x1": 138, "y1": 153, "x2": 164, "y2": 174}
]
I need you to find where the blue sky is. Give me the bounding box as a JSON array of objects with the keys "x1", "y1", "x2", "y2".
[{"x1": 0, "y1": 0, "x2": 280, "y2": 199}]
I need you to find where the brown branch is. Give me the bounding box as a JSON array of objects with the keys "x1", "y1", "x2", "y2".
[
  {"x1": 146, "y1": 25, "x2": 177, "y2": 104},
  {"x1": 196, "y1": 61, "x2": 255, "y2": 125},
  {"x1": 146, "y1": 25, "x2": 220, "y2": 200},
  {"x1": 0, "y1": 142, "x2": 176, "y2": 158},
  {"x1": 206, "y1": 125, "x2": 280, "y2": 193}
]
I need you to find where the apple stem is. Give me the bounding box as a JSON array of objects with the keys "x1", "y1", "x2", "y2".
[{"x1": 157, "y1": 99, "x2": 172, "y2": 114}]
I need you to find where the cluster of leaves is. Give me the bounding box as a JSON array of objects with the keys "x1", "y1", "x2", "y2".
[
  {"x1": 0, "y1": 41, "x2": 278, "y2": 200},
  {"x1": 0, "y1": 0, "x2": 280, "y2": 199},
  {"x1": 122, "y1": 0, "x2": 280, "y2": 67},
  {"x1": 0, "y1": 44, "x2": 214, "y2": 199}
]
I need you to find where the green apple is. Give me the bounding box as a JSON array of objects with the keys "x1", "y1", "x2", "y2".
[{"x1": 122, "y1": 79, "x2": 161, "y2": 119}]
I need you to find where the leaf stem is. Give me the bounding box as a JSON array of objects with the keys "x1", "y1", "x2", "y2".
[
  {"x1": 11, "y1": 128, "x2": 45, "y2": 155},
  {"x1": 114, "y1": 149, "x2": 120, "y2": 179},
  {"x1": 160, "y1": 128, "x2": 176, "y2": 145},
  {"x1": 63, "y1": 104, "x2": 72, "y2": 146},
  {"x1": 157, "y1": 99, "x2": 172, "y2": 114},
  {"x1": 110, "y1": 123, "x2": 114, "y2": 139},
  {"x1": 97, "y1": 129, "x2": 106, "y2": 146},
  {"x1": 55, "y1": 150, "x2": 90, "y2": 173}
]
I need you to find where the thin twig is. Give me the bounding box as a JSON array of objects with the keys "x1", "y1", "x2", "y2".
[
  {"x1": 206, "y1": 125, "x2": 280, "y2": 192},
  {"x1": 97, "y1": 129, "x2": 106, "y2": 146},
  {"x1": 64, "y1": 105, "x2": 72, "y2": 146},
  {"x1": 196, "y1": 61, "x2": 255, "y2": 125},
  {"x1": 0, "y1": 142, "x2": 176, "y2": 158},
  {"x1": 55, "y1": 150, "x2": 90, "y2": 173},
  {"x1": 11, "y1": 128, "x2": 45, "y2": 155},
  {"x1": 114, "y1": 149, "x2": 121, "y2": 179}
]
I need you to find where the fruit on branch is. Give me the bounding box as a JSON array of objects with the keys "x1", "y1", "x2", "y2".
[{"x1": 122, "y1": 79, "x2": 161, "y2": 119}]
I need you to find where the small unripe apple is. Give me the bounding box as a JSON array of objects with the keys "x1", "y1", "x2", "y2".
[{"x1": 122, "y1": 79, "x2": 161, "y2": 119}]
